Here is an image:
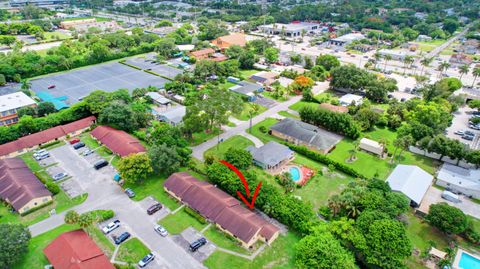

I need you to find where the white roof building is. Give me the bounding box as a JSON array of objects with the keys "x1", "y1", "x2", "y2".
[
  {"x1": 359, "y1": 138, "x2": 384, "y2": 156},
  {"x1": 0, "y1": 92, "x2": 36, "y2": 114},
  {"x1": 329, "y1": 33, "x2": 365, "y2": 46},
  {"x1": 338, "y1": 93, "x2": 363, "y2": 106},
  {"x1": 386, "y1": 165, "x2": 433, "y2": 206},
  {"x1": 437, "y1": 163, "x2": 480, "y2": 199}
]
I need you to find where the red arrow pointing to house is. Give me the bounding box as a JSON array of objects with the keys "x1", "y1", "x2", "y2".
[{"x1": 219, "y1": 160, "x2": 262, "y2": 209}]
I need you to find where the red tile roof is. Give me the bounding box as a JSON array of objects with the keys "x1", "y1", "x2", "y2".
[
  {"x1": 43, "y1": 229, "x2": 115, "y2": 269},
  {"x1": 164, "y1": 172, "x2": 279, "y2": 244},
  {"x1": 90, "y1": 126, "x2": 145, "y2": 157},
  {"x1": 0, "y1": 116, "x2": 96, "y2": 157},
  {"x1": 0, "y1": 158, "x2": 51, "y2": 211},
  {"x1": 190, "y1": 48, "x2": 215, "y2": 59}
]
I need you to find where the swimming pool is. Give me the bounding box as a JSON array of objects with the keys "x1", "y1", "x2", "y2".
[
  {"x1": 459, "y1": 252, "x2": 480, "y2": 269},
  {"x1": 289, "y1": 166, "x2": 301, "y2": 182}
]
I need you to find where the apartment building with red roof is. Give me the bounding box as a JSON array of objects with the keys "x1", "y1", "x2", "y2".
[
  {"x1": 90, "y1": 126, "x2": 145, "y2": 157},
  {"x1": 164, "y1": 172, "x2": 280, "y2": 248},
  {"x1": 44, "y1": 229, "x2": 115, "y2": 269}
]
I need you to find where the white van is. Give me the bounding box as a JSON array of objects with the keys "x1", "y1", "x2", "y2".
[{"x1": 441, "y1": 190, "x2": 461, "y2": 203}]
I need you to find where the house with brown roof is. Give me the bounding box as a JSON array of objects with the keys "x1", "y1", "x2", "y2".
[
  {"x1": 211, "y1": 33, "x2": 247, "y2": 50},
  {"x1": 0, "y1": 158, "x2": 52, "y2": 214},
  {"x1": 90, "y1": 126, "x2": 146, "y2": 157},
  {"x1": 44, "y1": 229, "x2": 115, "y2": 269},
  {"x1": 189, "y1": 48, "x2": 228, "y2": 62},
  {"x1": 0, "y1": 116, "x2": 96, "y2": 158},
  {"x1": 449, "y1": 53, "x2": 473, "y2": 66},
  {"x1": 164, "y1": 172, "x2": 280, "y2": 248}
]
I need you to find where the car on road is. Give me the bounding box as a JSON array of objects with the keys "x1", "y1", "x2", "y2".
[
  {"x1": 52, "y1": 172, "x2": 68, "y2": 181},
  {"x1": 69, "y1": 138, "x2": 80, "y2": 145},
  {"x1": 34, "y1": 152, "x2": 50, "y2": 161},
  {"x1": 154, "y1": 225, "x2": 168, "y2": 237},
  {"x1": 147, "y1": 203, "x2": 163, "y2": 215},
  {"x1": 114, "y1": 232, "x2": 131, "y2": 245},
  {"x1": 33, "y1": 149, "x2": 48, "y2": 158},
  {"x1": 102, "y1": 220, "x2": 120, "y2": 234},
  {"x1": 93, "y1": 159, "x2": 109, "y2": 170},
  {"x1": 138, "y1": 253, "x2": 155, "y2": 268},
  {"x1": 454, "y1": 130, "x2": 465, "y2": 135},
  {"x1": 72, "y1": 142, "x2": 85, "y2": 150},
  {"x1": 125, "y1": 188, "x2": 135, "y2": 198},
  {"x1": 48, "y1": 85, "x2": 56, "y2": 89},
  {"x1": 189, "y1": 237, "x2": 207, "y2": 252},
  {"x1": 83, "y1": 149, "x2": 94, "y2": 156}
]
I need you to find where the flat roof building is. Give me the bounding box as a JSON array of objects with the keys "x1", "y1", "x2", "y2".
[
  {"x1": 329, "y1": 33, "x2": 365, "y2": 46},
  {"x1": 386, "y1": 165, "x2": 433, "y2": 207},
  {"x1": 0, "y1": 158, "x2": 52, "y2": 214},
  {"x1": 378, "y1": 49, "x2": 415, "y2": 61},
  {"x1": 164, "y1": 172, "x2": 280, "y2": 248},
  {"x1": 0, "y1": 92, "x2": 36, "y2": 126},
  {"x1": 437, "y1": 163, "x2": 480, "y2": 199},
  {"x1": 259, "y1": 22, "x2": 320, "y2": 37}
]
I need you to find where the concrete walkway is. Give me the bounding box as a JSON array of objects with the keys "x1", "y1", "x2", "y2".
[
  {"x1": 216, "y1": 243, "x2": 267, "y2": 261},
  {"x1": 241, "y1": 132, "x2": 264, "y2": 148}
]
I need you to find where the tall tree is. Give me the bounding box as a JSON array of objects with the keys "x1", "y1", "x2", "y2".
[
  {"x1": 0, "y1": 224, "x2": 31, "y2": 269},
  {"x1": 117, "y1": 153, "x2": 153, "y2": 184}
]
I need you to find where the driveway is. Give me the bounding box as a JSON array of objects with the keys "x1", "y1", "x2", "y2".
[
  {"x1": 420, "y1": 185, "x2": 480, "y2": 219},
  {"x1": 29, "y1": 144, "x2": 206, "y2": 269}
]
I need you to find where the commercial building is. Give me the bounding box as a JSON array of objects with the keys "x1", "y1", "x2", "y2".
[
  {"x1": 211, "y1": 33, "x2": 247, "y2": 49},
  {"x1": 164, "y1": 172, "x2": 280, "y2": 248},
  {"x1": 269, "y1": 118, "x2": 342, "y2": 154},
  {"x1": 386, "y1": 165, "x2": 433, "y2": 207},
  {"x1": 436, "y1": 163, "x2": 480, "y2": 199},
  {"x1": 90, "y1": 126, "x2": 146, "y2": 157},
  {"x1": 9, "y1": 0, "x2": 67, "y2": 7},
  {"x1": 329, "y1": 33, "x2": 365, "y2": 47},
  {"x1": 44, "y1": 230, "x2": 115, "y2": 269},
  {"x1": 259, "y1": 22, "x2": 320, "y2": 37},
  {"x1": 247, "y1": 141, "x2": 294, "y2": 173},
  {"x1": 0, "y1": 92, "x2": 36, "y2": 126},
  {"x1": 378, "y1": 49, "x2": 415, "y2": 61},
  {"x1": 0, "y1": 116, "x2": 96, "y2": 158},
  {"x1": 0, "y1": 158, "x2": 52, "y2": 214}
]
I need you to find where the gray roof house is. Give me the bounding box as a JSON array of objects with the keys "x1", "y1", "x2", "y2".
[
  {"x1": 247, "y1": 141, "x2": 294, "y2": 172},
  {"x1": 386, "y1": 165, "x2": 433, "y2": 207},
  {"x1": 269, "y1": 118, "x2": 342, "y2": 154},
  {"x1": 229, "y1": 81, "x2": 264, "y2": 96},
  {"x1": 146, "y1": 92, "x2": 171, "y2": 106},
  {"x1": 437, "y1": 163, "x2": 480, "y2": 199},
  {"x1": 157, "y1": 105, "x2": 186, "y2": 126}
]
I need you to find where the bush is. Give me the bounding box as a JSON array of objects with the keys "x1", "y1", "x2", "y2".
[
  {"x1": 93, "y1": 209, "x2": 115, "y2": 222},
  {"x1": 285, "y1": 143, "x2": 368, "y2": 179},
  {"x1": 39, "y1": 140, "x2": 61, "y2": 149},
  {"x1": 45, "y1": 182, "x2": 60, "y2": 194},
  {"x1": 184, "y1": 207, "x2": 207, "y2": 224},
  {"x1": 104, "y1": 148, "x2": 113, "y2": 155},
  {"x1": 259, "y1": 125, "x2": 268, "y2": 133},
  {"x1": 34, "y1": 172, "x2": 48, "y2": 184},
  {"x1": 299, "y1": 106, "x2": 361, "y2": 139}
]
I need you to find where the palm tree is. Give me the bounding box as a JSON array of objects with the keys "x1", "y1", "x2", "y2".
[
  {"x1": 438, "y1": 61, "x2": 451, "y2": 78},
  {"x1": 248, "y1": 103, "x2": 260, "y2": 133},
  {"x1": 383, "y1": 54, "x2": 392, "y2": 72},
  {"x1": 373, "y1": 51, "x2": 382, "y2": 69},
  {"x1": 402, "y1": 55, "x2": 414, "y2": 75},
  {"x1": 20, "y1": 79, "x2": 31, "y2": 91},
  {"x1": 300, "y1": 29, "x2": 306, "y2": 42},
  {"x1": 420, "y1": 57, "x2": 433, "y2": 77},
  {"x1": 459, "y1": 64, "x2": 470, "y2": 81},
  {"x1": 472, "y1": 67, "x2": 480, "y2": 87},
  {"x1": 328, "y1": 195, "x2": 342, "y2": 217}
]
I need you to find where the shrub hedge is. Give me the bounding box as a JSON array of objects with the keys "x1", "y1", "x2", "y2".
[{"x1": 184, "y1": 206, "x2": 207, "y2": 225}]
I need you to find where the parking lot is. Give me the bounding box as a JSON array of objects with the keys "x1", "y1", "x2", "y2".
[
  {"x1": 171, "y1": 227, "x2": 216, "y2": 262},
  {"x1": 420, "y1": 185, "x2": 480, "y2": 219},
  {"x1": 446, "y1": 106, "x2": 480, "y2": 150},
  {"x1": 30, "y1": 61, "x2": 169, "y2": 105},
  {"x1": 125, "y1": 55, "x2": 184, "y2": 80}
]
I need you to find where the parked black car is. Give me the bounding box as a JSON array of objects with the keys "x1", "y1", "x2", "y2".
[
  {"x1": 114, "y1": 232, "x2": 131, "y2": 245},
  {"x1": 72, "y1": 142, "x2": 85, "y2": 150},
  {"x1": 147, "y1": 203, "x2": 163, "y2": 215},
  {"x1": 189, "y1": 237, "x2": 207, "y2": 252},
  {"x1": 93, "y1": 160, "x2": 108, "y2": 170}
]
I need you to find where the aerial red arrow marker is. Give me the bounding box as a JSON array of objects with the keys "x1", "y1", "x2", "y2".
[{"x1": 219, "y1": 160, "x2": 262, "y2": 209}]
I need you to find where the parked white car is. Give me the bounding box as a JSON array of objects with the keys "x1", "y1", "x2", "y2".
[{"x1": 102, "y1": 220, "x2": 120, "y2": 234}]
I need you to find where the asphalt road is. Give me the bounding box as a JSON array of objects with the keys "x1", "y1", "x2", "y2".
[{"x1": 29, "y1": 145, "x2": 205, "y2": 269}]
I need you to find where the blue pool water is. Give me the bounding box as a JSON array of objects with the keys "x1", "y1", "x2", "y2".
[
  {"x1": 459, "y1": 252, "x2": 480, "y2": 269},
  {"x1": 289, "y1": 167, "x2": 301, "y2": 182}
]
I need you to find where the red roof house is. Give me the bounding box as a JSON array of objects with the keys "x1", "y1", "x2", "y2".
[
  {"x1": 90, "y1": 126, "x2": 145, "y2": 157},
  {"x1": 43, "y1": 229, "x2": 115, "y2": 269}
]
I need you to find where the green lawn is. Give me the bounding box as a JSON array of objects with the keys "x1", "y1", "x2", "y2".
[
  {"x1": 292, "y1": 155, "x2": 352, "y2": 210},
  {"x1": 13, "y1": 224, "x2": 80, "y2": 269},
  {"x1": 277, "y1": 110, "x2": 300, "y2": 119},
  {"x1": 233, "y1": 103, "x2": 267, "y2": 121},
  {"x1": 189, "y1": 129, "x2": 222, "y2": 146},
  {"x1": 204, "y1": 135, "x2": 254, "y2": 159},
  {"x1": 327, "y1": 127, "x2": 438, "y2": 179},
  {"x1": 86, "y1": 226, "x2": 115, "y2": 257},
  {"x1": 80, "y1": 134, "x2": 114, "y2": 159},
  {"x1": 204, "y1": 232, "x2": 300, "y2": 269},
  {"x1": 117, "y1": 238, "x2": 151, "y2": 264},
  {"x1": 219, "y1": 81, "x2": 236, "y2": 90},
  {"x1": 62, "y1": 16, "x2": 111, "y2": 22},
  {"x1": 288, "y1": 100, "x2": 319, "y2": 112},
  {"x1": 158, "y1": 207, "x2": 207, "y2": 234},
  {"x1": 203, "y1": 226, "x2": 250, "y2": 254},
  {"x1": 247, "y1": 118, "x2": 283, "y2": 144},
  {"x1": 123, "y1": 174, "x2": 180, "y2": 211},
  {"x1": 239, "y1": 69, "x2": 259, "y2": 79},
  {"x1": 44, "y1": 31, "x2": 70, "y2": 41},
  {"x1": 262, "y1": 91, "x2": 288, "y2": 102}
]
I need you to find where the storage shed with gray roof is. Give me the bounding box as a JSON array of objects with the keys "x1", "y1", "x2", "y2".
[
  {"x1": 269, "y1": 118, "x2": 342, "y2": 154},
  {"x1": 247, "y1": 141, "x2": 294, "y2": 172}
]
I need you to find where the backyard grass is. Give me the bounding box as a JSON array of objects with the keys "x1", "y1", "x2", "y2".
[
  {"x1": 13, "y1": 224, "x2": 80, "y2": 269},
  {"x1": 219, "y1": 81, "x2": 236, "y2": 90},
  {"x1": 233, "y1": 103, "x2": 267, "y2": 121},
  {"x1": 116, "y1": 238, "x2": 151, "y2": 264},
  {"x1": 123, "y1": 174, "x2": 180, "y2": 211},
  {"x1": 204, "y1": 232, "x2": 300, "y2": 269},
  {"x1": 203, "y1": 226, "x2": 250, "y2": 255},
  {"x1": 239, "y1": 69, "x2": 260, "y2": 79},
  {"x1": 288, "y1": 100, "x2": 319, "y2": 112},
  {"x1": 277, "y1": 110, "x2": 300, "y2": 119},
  {"x1": 247, "y1": 118, "x2": 283, "y2": 144},
  {"x1": 262, "y1": 91, "x2": 288, "y2": 102},
  {"x1": 189, "y1": 129, "x2": 222, "y2": 146},
  {"x1": 158, "y1": 207, "x2": 207, "y2": 234},
  {"x1": 204, "y1": 135, "x2": 254, "y2": 159}
]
